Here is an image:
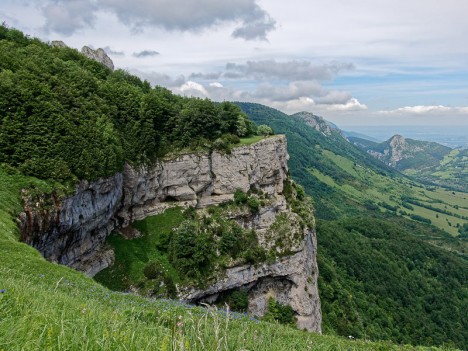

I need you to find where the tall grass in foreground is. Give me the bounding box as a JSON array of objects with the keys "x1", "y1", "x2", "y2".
[{"x1": 0, "y1": 257, "x2": 457, "y2": 351}]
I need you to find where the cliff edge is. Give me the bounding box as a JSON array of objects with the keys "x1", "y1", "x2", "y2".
[{"x1": 18, "y1": 135, "x2": 322, "y2": 332}]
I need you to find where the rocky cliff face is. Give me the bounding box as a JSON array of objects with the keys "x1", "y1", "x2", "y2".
[
  {"x1": 119, "y1": 136, "x2": 289, "y2": 224},
  {"x1": 367, "y1": 134, "x2": 417, "y2": 167},
  {"x1": 81, "y1": 46, "x2": 114, "y2": 70},
  {"x1": 18, "y1": 135, "x2": 321, "y2": 332},
  {"x1": 185, "y1": 224, "x2": 321, "y2": 332},
  {"x1": 19, "y1": 175, "x2": 123, "y2": 275},
  {"x1": 292, "y1": 111, "x2": 347, "y2": 140},
  {"x1": 365, "y1": 134, "x2": 452, "y2": 171}
]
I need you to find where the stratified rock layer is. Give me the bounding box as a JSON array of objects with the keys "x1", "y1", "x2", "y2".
[
  {"x1": 19, "y1": 175, "x2": 123, "y2": 274},
  {"x1": 18, "y1": 135, "x2": 322, "y2": 332},
  {"x1": 120, "y1": 135, "x2": 289, "y2": 224}
]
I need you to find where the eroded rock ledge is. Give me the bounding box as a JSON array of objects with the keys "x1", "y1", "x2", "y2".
[
  {"x1": 18, "y1": 135, "x2": 322, "y2": 332},
  {"x1": 120, "y1": 135, "x2": 289, "y2": 224}
]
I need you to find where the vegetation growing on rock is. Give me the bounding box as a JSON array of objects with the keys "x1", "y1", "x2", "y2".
[{"x1": 95, "y1": 204, "x2": 269, "y2": 294}]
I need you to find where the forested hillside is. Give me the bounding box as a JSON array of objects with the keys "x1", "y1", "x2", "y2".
[
  {"x1": 0, "y1": 25, "x2": 255, "y2": 182},
  {"x1": 237, "y1": 102, "x2": 468, "y2": 240},
  {"x1": 318, "y1": 217, "x2": 468, "y2": 347},
  {"x1": 235, "y1": 102, "x2": 397, "y2": 218},
  {"x1": 237, "y1": 102, "x2": 468, "y2": 349}
]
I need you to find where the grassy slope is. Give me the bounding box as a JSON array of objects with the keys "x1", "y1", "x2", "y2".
[
  {"x1": 408, "y1": 148, "x2": 468, "y2": 192},
  {"x1": 3, "y1": 170, "x2": 447, "y2": 350},
  {"x1": 94, "y1": 207, "x2": 185, "y2": 292}
]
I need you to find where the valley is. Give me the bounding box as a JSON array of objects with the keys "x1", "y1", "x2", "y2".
[{"x1": 350, "y1": 134, "x2": 468, "y2": 193}]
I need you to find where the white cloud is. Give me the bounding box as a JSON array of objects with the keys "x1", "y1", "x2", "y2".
[
  {"x1": 378, "y1": 105, "x2": 468, "y2": 115},
  {"x1": 133, "y1": 50, "x2": 160, "y2": 58},
  {"x1": 176, "y1": 81, "x2": 209, "y2": 97},
  {"x1": 129, "y1": 70, "x2": 186, "y2": 88},
  {"x1": 209, "y1": 82, "x2": 223, "y2": 88},
  {"x1": 42, "y1": 0, "x2": 96, "y2": 35},
  {"x1": 324, "y1": 98, "x2": 368, "y2": 112},
  {"x1": 252, "y1": 81, "x2": 324, "y2": 101},
  {"x1": 39, "y1": 0, "x2": 276, "y2": 40},
  {"x1": 224, "y1": 60, "x2": 354, "y2": 81},
  {"x1": 4, "y1": 0, "x2": 468, "y2": 126},
  {"x1": 103, "y1": 46, "x2": 125, "y2": 56}
]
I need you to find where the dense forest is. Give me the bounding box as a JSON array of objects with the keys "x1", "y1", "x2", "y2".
[
  {"x1": 0, "y1": 25, "x2": 256, "y2": 181},
  {"x1": 318, "y1": 217, "x2": 468, "y2": 347}
]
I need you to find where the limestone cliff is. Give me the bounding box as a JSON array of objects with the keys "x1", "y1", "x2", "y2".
[
  {"x1": 18, "y1": 135, "x2": 321, "y2": 332},
  {"x1": 119, "y1": 135, "x2": 289, "y2": 224},
  {"x1": 81, "y1": 46, "x2": 114, "y2": 70},
  {"x1": 19, "y1": 175, "x2": 122, "y2": 276}
]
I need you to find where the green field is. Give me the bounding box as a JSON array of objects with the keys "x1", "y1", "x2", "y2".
[
  {"x1": 308, "y1": 147, "x2": 468, "y2": 241},
  {"x1": 237, "y1": 135, "x2": 266, "y2": 145}
]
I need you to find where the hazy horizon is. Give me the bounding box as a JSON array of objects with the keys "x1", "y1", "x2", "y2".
[{"x1": 341, "y1": 125, "x2": 468, "y2": 148}]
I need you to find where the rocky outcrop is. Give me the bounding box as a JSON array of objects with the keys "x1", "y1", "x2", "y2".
[
  {"x1": 370, "y1": 134, "x2": 418, "y2": 167},
  {"x1": 120, "y1": 135, "x2": 289, "y2": 225},
  {"x1": 364, "y1": 134, "x2": 452, "y2": 171},
  {"x1": 184, "y1": 226, "x2": 321, "y2": 331},
  {"x1": 18, "y1": 135, "x2": 322, "y2": 332},
  {"x1": 50, "y1": 40, "x2": 68, "y2": 48},
  {"x1": 81, "y1": 46, "x2": 114, "y2": 70},
  {"x1": 119, "y1": 135, "x2": 320, "y2": 331},
  {"x1": 19, "y1": 136, "x2": 288, "y2": 274},
  {"x1": 292, "y1": 111, "x2": 348, "y2": 140},
  {"x1": 19, "y1": 174, "x2": 122, "y2": 275}
]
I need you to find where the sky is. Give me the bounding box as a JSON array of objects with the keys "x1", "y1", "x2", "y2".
[{"x1": 2, "y1": 0, "x2": 468, "y2": 128}]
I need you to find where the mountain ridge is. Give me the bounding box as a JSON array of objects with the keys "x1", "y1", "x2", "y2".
[{"x1": 350, "y1": 133, "x2": 468, "y2": 191}]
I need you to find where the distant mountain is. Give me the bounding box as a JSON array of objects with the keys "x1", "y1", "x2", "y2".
[
  {"x1": 355, "y1": 134, "x2": 452, "y2": 170},
  {"x1": 237, "y1": 103, "x2": 468, "y2": 227},
  {"x1": 291, "y1": 111, "x2": 346, "y2": 138},
  {"x1": 236, "y1": 102, "x2": 468, "y2": 238},
  {"x1": 352, "y1": 134, "x2": 468, "y2": 191}
]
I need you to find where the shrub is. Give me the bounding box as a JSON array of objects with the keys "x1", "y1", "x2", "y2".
[
  {"x1": 257, "y1": 124, "x2": 273, "y2": 136},
  {"x1": 247, "y1": 196, "x2": 260, "y2": 213},
  {"x1": 264, "y1": 298, "x2": 296, "y2": 326},
  {"x1": 234, "y1": 189, "x2": 248, "y2": 204},
  {"x1": 220, "y1": 225, "x2": 244, "y2": 257},
  {"x1": 409, "y1": 214, "x2": 432, "y2": 224},
  {"x1": 227, "y1": 289, "x2": 249, "y2": 312},
  {"x1": 243, "y1": 247, "x2": 267, "y2": 264},
  {"x1": 213, "y1": 138, "x2": 229, "y2": 152},
  {"x1": 143, "y1": 261, "x2": 165, "y2": 280},
  {"x1": 222, "y1": 133, "x2": 240, "y2": 144}
]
